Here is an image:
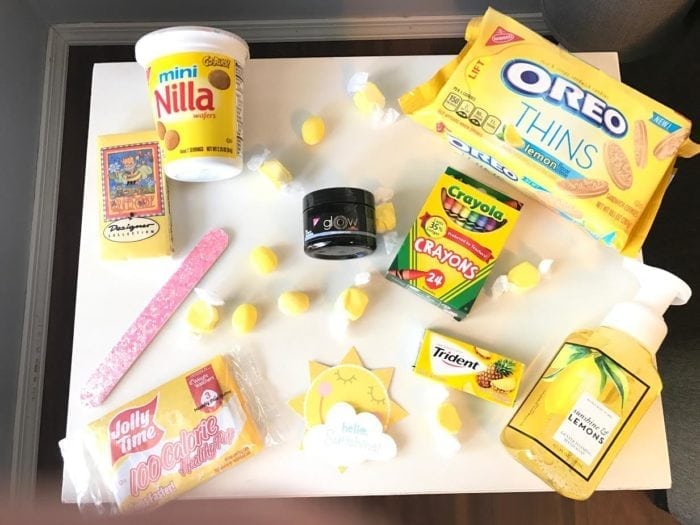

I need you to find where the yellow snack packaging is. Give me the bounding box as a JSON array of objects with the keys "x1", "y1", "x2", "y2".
[
  {"x1": 386, "y1": 166, "x2": 522, "y2": 320},
  {"x1": 97, "y1": 130, "x2": 173, "y2": 260},
  {"x1": 400, "y1": 8, "x2": 698, "y2": 255},
  {"x1": 61, "y1": 354, "x2": 275, "y2": 513},
  {"x1": 414, "y1": 329, "x2": 525, "y2": 407}
]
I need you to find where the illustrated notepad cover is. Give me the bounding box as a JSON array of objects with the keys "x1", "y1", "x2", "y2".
[{"x1": 97, "y1": 130, "x2": 173, "y2": 259}]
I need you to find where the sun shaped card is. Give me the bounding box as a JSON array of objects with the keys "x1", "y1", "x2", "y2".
[{"x1": 289, "y1": 347, "x2": 407, "y2": 470}]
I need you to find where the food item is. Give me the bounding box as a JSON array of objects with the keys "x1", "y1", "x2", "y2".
[
  {"x1": 232, "y1": 304, "x2": 258, "y2": 334},
  {"x1": 186, "y1": 299, "x2": 220, "y2": 334},
  {"x1": 557, "y1": 179, "x2": 609, "y2": 198},
  {"x1": 259, "y1": 159, "x2": 293, "y2": 190},
  {"x1": 414, "y1": 329, "x2": 525, "y2": 407},
  {"x1": 353, "y1": 82, "x2": 385, "y2": 116},
  {"x1": 249, "y1": 245, "x2": 278, "y2": 274},
  {"x1": 502, "y1": 259, "x2": 691, "y2": 500},
  {"x1": 386, "y1": 167, "x2": 522, "y2": 320},
  {"x1": 135, "y1": 27, "x2": 249, "y2": 182},
  {"x1": 399, "y1": 8, "x2": 698, "y2": 255},
  {"x1": 97, "y1": 130, "x2": 173, "y2": 260},
  {"x1": 346, "y1": 72, "x2": 399, "y2": 125},
  {"x1": 335, "y1": 287, "x2": 369, "y2": 321},
  {"x1": 61, "y1": 355, "x2": 265, "y2": 513},
  {"x1": 633, "y1": 120, "x2": 648, "y2": 168},
  {"x1": 163, "y1": 129, "x2": 180, "y2": 150},
  {"x1": 603, "y1": 142, "x2": 633, "y2": 190},
  {"x1": 654, "y1": 128, "x2": 690, "y2": 160},
  {"x1": 303, "y1": 187, "x2": 377, "y2": 260},
  {"x1": 436, "y1": 402, "x2": 462, "y2": 435},
  {"x1": 375, "y1": 202, "x2": 397, "y2": 233},
  {"x1": 81, "y1": 229, "x2": 229, "y2": 407},
  {"x1": 475, "y1": 359, "x2": 515, "y2": 388},
  {"x1": 301, "y1": 116, "x2": 326, "y2": 145},
  {"x1": 207, "y1": 69, "x2": 231, "y2": 90},
  {"x1": 507, "y1": 261, "x2": 541, "y2": 290},
  {"x1": 278, "y1": 291, "x2": 310, "y2": 316},
  {"x1": 491, "y1": 259, "x2": 553, "y2": 297}
]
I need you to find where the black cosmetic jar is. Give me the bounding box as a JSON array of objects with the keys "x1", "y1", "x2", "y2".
[{"x1": 303, "y1": 187, "x2": 376, "y2": 259}]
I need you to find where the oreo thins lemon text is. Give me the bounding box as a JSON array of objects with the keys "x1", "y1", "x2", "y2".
[
  {"x1": 386, "y1": 167, "x2": 522, "y2": 320},
  {"x1": 400, "y1": 8, "x2": 698, "y2": 255}
]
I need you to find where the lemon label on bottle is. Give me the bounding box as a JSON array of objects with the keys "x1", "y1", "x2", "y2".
[
  {"x1": 506, "y1": 342, "x2": 650, "y2": 480},
  {"x1": 552, "y1": 392, "x2": 620, "y2": 466}
]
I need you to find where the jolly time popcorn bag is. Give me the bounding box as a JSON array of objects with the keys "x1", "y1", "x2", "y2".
[
  {"x1": 400, "y1": 8, "x2": 699, "y2": 255},
  {"x1": 60, "y1": 352, "x2": 284, "y2": 513}
]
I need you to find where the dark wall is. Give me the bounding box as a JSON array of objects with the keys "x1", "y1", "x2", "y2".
[{"x1": 0, "y1": 0, "x2": 48, "y2": 472}]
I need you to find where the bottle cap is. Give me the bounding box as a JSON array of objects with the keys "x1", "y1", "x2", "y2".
[{"x1": 601, "y1": 258, "x2": 691, "y2": 353}]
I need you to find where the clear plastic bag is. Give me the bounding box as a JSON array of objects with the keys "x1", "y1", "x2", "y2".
[{"x1": 60, "y1": 350, "x2": 285, "y2": 514}]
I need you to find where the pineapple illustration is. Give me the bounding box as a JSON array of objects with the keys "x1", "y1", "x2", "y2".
[
  {"x1": 491, "y1": 376, "x2": 517, "y2": 393},
  {"x1": 476, "y1": 359, "x2": 515, "y2": 388}
]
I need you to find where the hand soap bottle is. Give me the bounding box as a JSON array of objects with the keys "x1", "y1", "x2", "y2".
[{"x1": 500, "y1": 258, "x2": 691, "y2": 500}]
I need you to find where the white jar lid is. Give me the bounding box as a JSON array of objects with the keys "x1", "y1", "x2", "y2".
[{"x1": 135, "y1": 26, "x2": 249, "y2": 67}]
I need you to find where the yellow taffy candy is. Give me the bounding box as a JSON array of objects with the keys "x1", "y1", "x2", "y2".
[
  {"x1": 437, "y1": 402, "x2": 462, "y2": 435},
  {"x1": 185, "y1": 288, "x2": 224, "y2": 334},
  {"x1": 301, "y1": 116, "x2": 326, "y2": 145},
  {"x1": 250, "y1": 246, "x2": 278, "y2": 274},
  {"x1": 259, "y1": 159, "x2": 293, "y2": 190},
  {"x1": 232, "y1": 304, "x2": 258, "y2": 334},
  {"x1": 335, "y1": 287, "x2": 369, "y2": 321},
  {"x1": 186, "y1": 300, "x2": 219, "y2": 334},
  {"x1": 507, "y1": 261, "x2": 541, "y2": 290},
  {"x1": 353, "y1": 82, "x2": 385, "y2": 116},
  {"x1": 278, "y1": 291, "x2": 310, "y2": 316},
  {"x1": 375, "y1": 202, "x2": 397, "y2": 233}
]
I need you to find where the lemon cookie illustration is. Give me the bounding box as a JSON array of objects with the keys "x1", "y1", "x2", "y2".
[{"x1": 503, "y1": 124, "x2": 525, "y2": 149}]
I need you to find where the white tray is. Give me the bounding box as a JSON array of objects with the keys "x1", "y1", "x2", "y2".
[{"x1": 62, "y1": 53, "x2": 669, "y2": 501}]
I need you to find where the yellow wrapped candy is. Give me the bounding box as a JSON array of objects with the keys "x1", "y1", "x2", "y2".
[
  {"x1": 507, "y1": 261, "x2": 542, "y2": 290},
  {"x1": 375, "y1": 202, "x2": 397, "y2": 233},
  {"x1": 335, "y1": 287, "x2": 369, "y2": 321},
  {"x1": 301, "y1": 116, "x2": 325, "y2": 145},
  {"x1": 186, "y1": 300, "x2": 219, "y2": 334},
  {"x1": 437, "y1": 402, "x2": 462, "y2": 435},
  {"x1": 278, "y1": 291, "x2": 310, "y2": 316},
  {"x1": 353, "y1": 82, "x2": 385, "y2": 116},
  {"x1": 259, "y1": 159, "x2": 293, "y2": 190},
  {"x1": 250, "y1": 246, "x2": 278, "y2": 274},
  {"x1": 232, "y1": 304, "x2": 258, "y2": 334}
]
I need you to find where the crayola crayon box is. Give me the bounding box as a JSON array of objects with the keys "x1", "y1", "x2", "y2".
[{"x1": 386, "y1": 167, "x2": 522, "y2": 319}]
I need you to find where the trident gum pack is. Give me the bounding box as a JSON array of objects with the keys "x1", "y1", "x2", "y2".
[
  {"x1": 400, "y1": 8, "x2": 698, "y2": 255},
  {"x1": 61, "y1": 355, "x2": 264, "y2": 513},
  {"x1": 414, "y1": 330, "x2": 525, "y2": 407},
  {"x1": 386, "y1": 167, "x2": 522, "y2": 320}
]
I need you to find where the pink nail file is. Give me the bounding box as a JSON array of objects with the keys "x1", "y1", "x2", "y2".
[{"x1": 81, "y1": 228, "x2": 229, "y2": 407}]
